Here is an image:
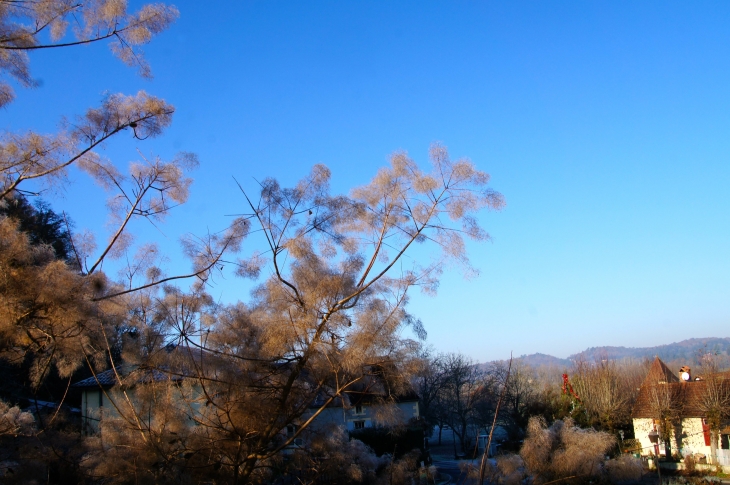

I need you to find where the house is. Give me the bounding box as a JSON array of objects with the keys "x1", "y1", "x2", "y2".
[
  {"x1": 74, "y1": 362, "x2": 420, "y2": 437},
  {"x1": 73, "y1": 365, "x2": 187, "y2": 434},
  {"x1": 307, "y1": 389, "x2": 420, "y2": 432},
  {"x1": 632, "y1": 357, "x2": 730, "y2": 465},
  {"x1": 74, "y1": 368, "x2": 117, "y2": 434}
]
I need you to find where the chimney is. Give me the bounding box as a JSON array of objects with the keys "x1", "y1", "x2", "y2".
[{"x1": 679, "y1": 365, "x2": 691, "y2": 382}]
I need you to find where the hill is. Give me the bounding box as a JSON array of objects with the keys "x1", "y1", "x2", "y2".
[
  {"x1": 508, "y1": 337, "x2": 730, "y2": 369},
  {"x1": 514, "y1": 353, "x2": 570, "y2": 368}
]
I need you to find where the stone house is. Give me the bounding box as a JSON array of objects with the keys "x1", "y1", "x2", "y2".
[{"x1": 632, "y1": 357, "x2": 730, "y2": 464}]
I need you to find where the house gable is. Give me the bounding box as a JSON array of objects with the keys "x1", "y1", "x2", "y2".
[
  {"x1": 633, "y1": 357, "x2": 730, "y2": 419},
  {"x1": 632, "y1": 357, "x2": 730, "y2": 460}
]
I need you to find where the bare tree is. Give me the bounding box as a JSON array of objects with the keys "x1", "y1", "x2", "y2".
[
  {"x1": 414, "y1": 348, "x2": 448, "y2": 440},
  {"x1": 0, "y1": 0, "x2": 178, "y2": 107},
  {"x1": 0, "y1": 4, "x2": 508, "y2": 483},
  {"x1": 88, "y1": 147, "x2": 503, "y2": 483},
  {"x1": 0, "y1": 0, "x2": 251, "y2": 390},
  {"x1": 490, "y1": 359, "x2": 541, "y2": 439},
  {"x1": 646, "y1": 382, "x2": 685, "y2": 458},
  {"x1": 571, "y1": 357, "x2": 642, "y2": 432},
  {"x1": 1, "y1": 91, "x2": 174, "y2": 201},
  {"x1": 694, "y1": 352, "x2": 730, "y2": 465},
  {"x1": 438, "y1": 353, "x2": 497, "y2": 456}
]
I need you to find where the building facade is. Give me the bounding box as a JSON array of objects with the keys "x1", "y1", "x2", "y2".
[{"x1": 632, "y1": 357, "x2": 730, "y2": 464}]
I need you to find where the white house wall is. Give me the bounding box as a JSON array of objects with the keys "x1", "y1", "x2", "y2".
[
  {"x1": 633, "y1": 417, "x2": 711, "y2": 458},
  {"x1": 81, "y1": 389, "x2": 123, "y2": 433},
  {"x1": 83, "y1": 383, "x2": 420, "y2": 438},
  {"x1": 398, "y1": 401, "x2": 419, "y2": 420},
  {"x1": 306, "y1": 401, "x2": 419, "y2": 432},
  {"x1": 679, "y1": 418, "x2": 712, "y2": 456},
  {"x1": 81, "y1": 384, "x2": 206, "y2": 435}
]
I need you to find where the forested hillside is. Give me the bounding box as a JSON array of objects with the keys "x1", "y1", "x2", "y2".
[{"x1": 512, "y1": 337, "x2": 730, "y2": 369}]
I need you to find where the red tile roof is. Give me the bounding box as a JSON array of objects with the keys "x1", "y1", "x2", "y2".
[
  {"x1": 644, "y1": 357, "x2": 679, "y2": 385},
  {"x1": 632, "y1": 357, "x2": 730, "y2": 419}
]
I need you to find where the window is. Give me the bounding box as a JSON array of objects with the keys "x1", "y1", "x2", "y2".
[
  {"x1": 354, "y1": 420, "x2": 365, "y2": 430},
  {"x1": 355, "y1": 405, "x2": 363, "y2": 415}
]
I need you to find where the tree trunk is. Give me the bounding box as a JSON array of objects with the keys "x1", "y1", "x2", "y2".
[
  {"x1": 459, "y1": 421, "x2": 468, "y2": 454},
  {"x1": 452, "y1": 428, "x2": 458, "y2": 459},
  {"x1": 711, "y1": 429, "x2": 719, "y2": 465}
]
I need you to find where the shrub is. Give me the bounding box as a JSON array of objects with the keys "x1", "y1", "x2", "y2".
[
  {"x1": 288, "y1": 425, "x2": 388, "y2": 484},
  {"x1": 520, "y1": 417, "x2": 616, "y2": 484}
]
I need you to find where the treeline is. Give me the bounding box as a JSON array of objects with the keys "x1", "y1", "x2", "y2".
[
  {"x1": 410, "y1": 352, "x2": 673, "y2": 483},
  {"x1": 575, "y1": 339, "x2": 730, "y2": 365},
  {"x1": 416, "y1": 351, "x2": 653, "y2": 456},
  {"x1": 417, "y1": 350, "x2": 730, "y2": 458}
]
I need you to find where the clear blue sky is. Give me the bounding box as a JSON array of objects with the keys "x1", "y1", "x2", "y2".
[{"x1": 4, "y1": 1, "x2": 730, "y2": 361}]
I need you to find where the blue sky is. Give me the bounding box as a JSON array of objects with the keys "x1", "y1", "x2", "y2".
[{"x1": 4, "y1": 1, "x2": 730, "y2": 361}]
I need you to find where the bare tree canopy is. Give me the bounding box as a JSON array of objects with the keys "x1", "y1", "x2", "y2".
[
  {"x1": 94, "y1": 147, "x2": 503, "y2": 483},
  {"x1": 0, "y1": 91, "x2": 175, "y2": 200},
  {"x1": 571, "y1": 357, "x2": 644, "y2": 432},
  {"x1": 0, "y1": 0, "x2": 178, "y2": 107},
  {"x1": 693, "y1": 352, "x2": 730, "y2": 464}
]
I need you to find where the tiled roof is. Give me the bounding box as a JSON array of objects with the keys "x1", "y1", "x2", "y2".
[
  {"x1": 72, "y1": 366, "x2": 179, "y2": 389},
  {"x1": 72, "y1": 367, "x2": 126, "y2": 388},
  {"x1": 645, "y1": 357, "x2": 679, "y2": 385},
  {"x1": 632, "y1": 357, "x2": 730, "y2": 418}
]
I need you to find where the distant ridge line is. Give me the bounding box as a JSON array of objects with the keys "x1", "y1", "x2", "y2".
[{"x1": 492, "y1": 337, "x2": 730, "y2": 369}]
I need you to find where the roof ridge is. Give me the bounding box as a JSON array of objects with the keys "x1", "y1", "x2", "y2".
[{"x1": 642, "y1": 357, "x2": 679, "y2": 386}]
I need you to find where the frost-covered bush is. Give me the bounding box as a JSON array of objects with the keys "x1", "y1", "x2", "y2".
[
  {"x1": 0, "y1": 400, "x2": 34, "y2": 436},
  {"x1": 520, "y1": 417, "x2": 616, "y2": 484},
  {"x1": 496, "y1": 454, "x2": 527, "y2": 485},
  {"x1": 383, "y1": 448, "x2": 421, "y2": 485},
  {"x1": 288, "y1": 425, "x2": 390, "y2": 484}
]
